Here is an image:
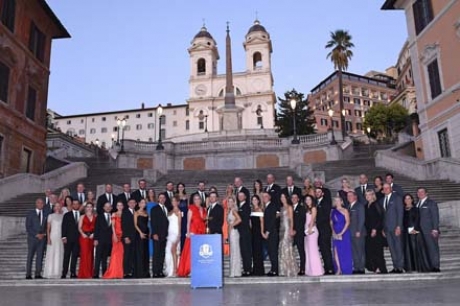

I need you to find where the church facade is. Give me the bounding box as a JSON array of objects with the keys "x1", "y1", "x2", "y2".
[{"x1": 52, "y1": 20, "x2": 276, "y2": 147}]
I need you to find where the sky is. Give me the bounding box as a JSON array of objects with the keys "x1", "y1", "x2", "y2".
[{"x1": 46, "y1": 0, "x2": 408, "y2": 115}]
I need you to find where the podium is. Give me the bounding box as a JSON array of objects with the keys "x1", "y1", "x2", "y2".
[{"x1": 191, "y1": 234, "x2": 223, "y2": 289}]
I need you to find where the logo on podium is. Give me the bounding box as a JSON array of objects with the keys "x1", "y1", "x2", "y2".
[{"x1": 199, "y1": 243, "x2": 213, "y2": 259}]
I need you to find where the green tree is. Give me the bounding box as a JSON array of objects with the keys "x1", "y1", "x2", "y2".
[
  {"x1": 276, "y1": 89, "x2": 316, "y2": 137},
  {"x1": 325, "y1": 29, "x2": 355, "y2": 138},
  {"x1": 364, "y1": 103, "x2": 409, "y2": 139}
]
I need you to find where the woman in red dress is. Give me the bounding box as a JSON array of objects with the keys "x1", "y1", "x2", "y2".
[
  {"x1": 78, "y1": 203, "x2": 96, "y2": 278},
  {"x1": 177, "y1": 194, "x2": 206, "y2": 277},
  {"x1": 103, "y1": 202, "x2": 124, "y2": 279}
]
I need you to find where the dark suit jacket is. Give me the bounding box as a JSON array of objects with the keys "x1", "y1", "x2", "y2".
[
  {"x1": 97, "y1": 193, "x2": 118, "y2": 214},
  {"x1": 391, "y1": 183, "x2": 404, "y2": 198},
  {"x1": 281, "y1": 186, "x2": 302, "y2": 200},
  {"x1": 316, "y1": 197, "x2": 332, "y2": 231},
  {"x1": 263, "y1": 202, "x2": 278, "y2": 235},
  {"x1": 293, "y1": 204, "x2": 306, "y2": 239},
  {"x1": 94, "y1": 213, "x2": 113, "y2": 244},
  {"x1": 71, "y1": 191, "x2": 87, "y2": 204},
  {"x1": 380, "y1": 193, "x2": 403, "y2": 231},
  {"x1": 208, "y1": 203, "x2": 224, "y2": 234},
  {"x1": 349, "y1": 201, "x2": 366, "y2": 236},
  {"x1": 265, "y1": 184, "x2": 282, "y2": 208},
  {"x1": 234, "y1": 186, "x2": 251, "y2": 206},
  {"x1": 61, "y1": 210, "x2": 80, "y2": 243},
  {"x1": 121, "y1": 208, "x2": 136, "y2": 240},
  {"x1": 131, "y1": 189, "x2": 147, "y2": 204},
  {"x1": 236, "y1": 202, "x2": 251, "y2": 232},
  {"x1": 117, "y1": 192, "x2": 131, "y2": 209},
  {"x1": 25, "y1": 209, "x2": 48, "y2": 239},
  {"x1": 162, "y1": 191, "x2": 175, "y2": 211},
  {"x1": 418, "y1": 197, "x2": 439, "y2": 233},
  {"x1": 189, "y1": 191, "x2": 208, "y2": 206},
  {"x1": 150, "y1": 205, "x2": 169, "y2": 241},
  {"x1": 355, "y1": 184, "x2": 374, "y2": 203},
  {"x1": 321, "y1": 187, "x2": 332, "y2": 204}
]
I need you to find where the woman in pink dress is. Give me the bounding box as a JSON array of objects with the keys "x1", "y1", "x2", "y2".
[{"x1": 304, "y1": 195, "x2": 324, "y2": 276}]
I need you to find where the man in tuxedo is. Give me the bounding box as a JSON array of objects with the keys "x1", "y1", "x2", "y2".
[
  {"x1": 314, "y1": 178, "x2": 332, "y2": 204},
  {"x1": 61, "y1": 199, "x2": 81, "y2": 278},
  {"x1": 355, "y1": 174, "x2": 374, "y2": 204},
  {"x1": 72, "y1": 183, "x2": 87, "y2": 205},
  {"x1": 385, "y1": 173, "x2": 404, "y2": 198},
  {"x1": 44, "y1": 189, "x2": 52, "y2": 211},
  {"x1": 117, "y1": 183, "x2": 132, "y2": 208},
  {"x1": 347, "y1": 191, "x2": 366, "y2": 274},
  {"x1": 236, "y1": 191, "x2": 252, "y2": 276},
  {"x1": 93, "y1": 202, "x2": 113, "y2": 278},
  {"x1": 381, "y1": 183, "x2": 404, "y2": 273},
  {"x1": 150, "y1": 194, "x2": 169, "y2": 278},
  {"x1": 281, "y1": 176, "x2": 302, "y2": 200},
  {"x1": 189, "y1": 181, "x2": 207, "y2": 208},
  {"x1": 44, "y1": 194, "x2": 57, "y2": 215},
  {"x1": 163, "y1": 181, "x2": 175, "y2": 211},
  {"x1": 417, "y1": 187, "x2": 440, "y2": 272},
  {"x1": 233, "y1": 177, "x2": 250, "y2": 205},
  {"x1": 25, "y1": 198, "x2": 48, "y2": 279},
  {"x1": 291, "y1": 193, "x2": 306, "y2": 275},
  {"x1": 207, "y1": 192, "x2": 224, "y2": 234},
  {"x1": 315, "y1": 187, "x2": 334, "y2": 275},
  {"x1": 262, "y1": 191, "x2": 279, "y2": 276},
  {"x1": 131, "y1": 179, "x2": 148, "y2": 203},
  {"x1": 97, "y1": 184, "x2": 118, "y2": 214},
  {"x1": 121, "y1": 199, "x2": 136, "y2": 278},
  {"x1": 265, "y1": 174, "x2": 281, "y2": 204}
]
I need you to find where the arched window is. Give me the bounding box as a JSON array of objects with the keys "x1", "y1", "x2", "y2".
[
  {"x1": 253, "y1": 52, "x2": 262, "y2": 69},
  {"x1": 236, "y1": 87, "x2": 242, "y2": 96},
  {"x1": 197, "y1": 58, "x2": 206, "y2": 75},
  {"x1": 218, "y1": 89, "x2": 224, "y2": 97}
]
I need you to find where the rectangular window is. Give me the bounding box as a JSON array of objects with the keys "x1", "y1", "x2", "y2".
[
  {"x1": 343, "y1": 96, "x2": 350, "y2": 103},
  {"x1": 173, "y1": 121, "x2": 177, "y2": 127},
  {"x1": 92, "y1": 118, "x2": 95, "y2": 122},
  {"x1": 21, "y1": 148, "x2": 32, "y2": 173},
  {"x1": 160, "y1": 129, "x2": 166, "y2": 140},
  {"x1": 136, "y1": 124, "x2": 142, "y2": 130},
  {"x1": 0, "y1": 61, "x2": 9, "y2": 103},
  {"x1": 257, "y1": 116, "x2": 263, "y2": 126},
  {"x1": 356, "y1": 123, "x2": 363, "y2": 130},
  {"x1": 101, "y1": 128, "x2": 107, "y2": 133},
  {"x1": 320, "y1": 118, "x2": 328, "y2": 126},
  {"x1": 413, "y1": 0, "x2": 434, "y2": 35},
  {"x1": 186, "y1": 107, "x2": 190, "y2": 116},
  {"x1": 185, "y1": 120, "x2": 190, "y2": 130},
  {"x1": 333, "y1": 120, "x2": 339, "y2": 128},
  {"x1": 29, "y1": 23, "x2": 46, "y2": 62},
  {"x1": 80, "y1": 119, "x2": 84, "y2": 123},
  {"x1": 124, "y1": 125, "x2": 131, "y2": 131},
  {"x1": 136, "y1": 114, "x2": 141, "y2": 118},
  {"x1": 26, "y1": 87, "x2": 37, "y2": 121},
  {"x1": 113, "y1": 126, "x2": 118, "y2": 132},
  {"x1": 160, "y1": 116, "x2": 166, "y2": 125},
  {"x1": 101, "y1": 117, "x2": 106, "y2": 121},
  {"x1": 148, "y1": 113, "x2": 153, "y2": 117},
  {"x1": 173, "y1": 110, "x2": 177, "y2": 115},
  {"x1": 90, "y1": 128, "x2": 96, "y2": 134},
  {"x1": 353, "y1": 98, "x2": 361, "y2": 105},
  {"x1": 346, "y1": 121, "x2": 353, "y2": 132},
  {"x1": 354, "y1": 110, "x2": 362, "y2": 117},
  {"x1": 66, "y1": 120, "x2": 71, "y2": 125},
  {"x1": 438, "y1": 128, "x2": 451, "y2": 158},
  {"x1": 1, "y1": 0, "x2": 16, "y2": 32},
  {"x1": 78, "y1": 129, "x2": 85, "y2": 135},
  {"x1": 199, "y1": 121, "x2": 204, "y2": 130},
  {"x1": 147, "y1": 123, "x2": 154, "y2": 129},
  {"x1": 427, "y1": 59, "x2": 442, "y2": 99}
]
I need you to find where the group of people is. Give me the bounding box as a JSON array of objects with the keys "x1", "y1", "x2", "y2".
[{"x1": 25, "y1": 172, "x2": 441, "y2": 280}]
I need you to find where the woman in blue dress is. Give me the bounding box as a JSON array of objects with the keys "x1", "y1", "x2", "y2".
[
  {"x1": 330, "y1": 196, "x2": 353, "y2": 275},
  {"x1": 176, "y1": 183, "x2": 188, "y2": 252},
  {"x1": 146, "y1": 188, "x2": 157, "y2": 258}
]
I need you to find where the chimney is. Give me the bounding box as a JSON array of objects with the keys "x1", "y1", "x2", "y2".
[{"x1": 141, "y1": 102, "x2": 145, "y2": 109}]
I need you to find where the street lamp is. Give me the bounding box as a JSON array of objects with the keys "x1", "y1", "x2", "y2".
[
  {"x1": 328, "y1": 109, "x2": 337, "y2": 145},
  {"x1": 156, "y1": 104, "x2": 164, "y2": 150},
  {"x1": 95, "y1": 138, "x2": 100, "y2": 163},
  {"x1": 119, "y1": 118, "x2": 127, "y2": 153},
  {"x1": 290, "y1": 96, "x2": 300, "y2": 144},
  {"x1": 366, "y1": 126, "x2": 372, "y2": 156},
  {"x1": 111, "y1": 133, "x2": 115, "y2": 148}
]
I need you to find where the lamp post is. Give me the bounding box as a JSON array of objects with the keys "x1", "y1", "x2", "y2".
[
  {"x1": 120, "y1": 118, "x2": 127, "y2": 153},
  {"x1": 95, "y1": 138, "x2": 100, "y2": 164},
  {"x1": 367, "y1": 127, "x2": 372, "y2": 156},
  {"x1": 328, "y1": 109, "x2": 337, "y2": 145},
  {"x1": 116, "y1": 118, "x2": 121, "y2": 145},
  {"x1": 290, "y1": 96, "x2": 300, "y2": 144},
  {"x1": 156, "y1": 104, "x2": 164, "y2": 150},
  {"x1": 111, "y1": 133, "x2": 115, "y2": 148},
  {"x1": 204, "y1": 115, "x2": 208, "y2": 133}
]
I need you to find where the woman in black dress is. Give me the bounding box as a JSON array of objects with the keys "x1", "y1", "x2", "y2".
[
  {"x1": 134, "y1": 199, "x2": 150, "y2": 278},
  {"x1": 403, "y1": 194, "x2": 431, "y2": 273},
  {"x1": 364, "y1": 190, "x2": 387, "y2": 273},
  {"x1": 250, "y1": 195, "x2": 265, "y2": 276}
]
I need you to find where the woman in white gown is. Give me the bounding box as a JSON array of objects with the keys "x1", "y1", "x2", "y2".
[
  {"x1": 43, "y1": 203, "x2": 64, "y2": 279},
  {"x1": 227, "y1": 197, "x2": 242, "y2": 277},
  {"x1": 165, "y1": 196, "x2": 182, "y2": 277}
]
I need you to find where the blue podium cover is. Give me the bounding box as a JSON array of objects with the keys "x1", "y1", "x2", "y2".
[{"x1": 191, "y1": 234, "x2": 223, "y2": 289}]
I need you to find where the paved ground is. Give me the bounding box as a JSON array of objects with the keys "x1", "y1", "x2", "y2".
[{"x1": 0, "y1": 280, "x2": 458, "y2": 305}]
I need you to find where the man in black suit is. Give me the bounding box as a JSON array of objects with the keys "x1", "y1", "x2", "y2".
[
  {"x1": 207, "y1": 192, "x2": 224, "y2": 234},
  {"x1": 121, "y1": 199, "x2": 136, "y2": 278},
  {"x1": 44, "y1": 194, "x2": 57, "y2": 215},
  {"x1": 265, "y1": 174, "x2": 282, "y2": 204},
  {"x1": 151, "y1": 194, "x2": 169, "y2": 278},
  {"x1": 25, "y1": 198, "x2": 48, "y2": 279},
  {"x1": 233, "y1": 177, "x2": 250, "y2": 205},
  {"x1": 163, "y1": 181, "x2": 175, "y2": 211},
  {"x1": 71, "y1": 183, "x2": 87, "y2": 205},
  {"x1": 61, "y1": 199, "x2": 81, "y2": 278},
  {"x1": 93, "y1": 202, "x2": 113, "y2": 278},
  {"x1": 385, "y1": 173, "x2": 404, "y2": 198},
  {"x1": 262, "y1": 191, "x2": 279, "y2": 276},
  {"x1": 291, "y1": 193, "x2": 306, "y2": 275},
  {"x1": 417, "y1": 187, "x2": 440, "y2": 272},
  {"x1": 236, "y1": 191, "x2": 252, "y2": 276},
  {"x1": 314, "y1": 178, "x2": 332, "y2": 204},
  {"x1": 97, "y1": 184, "x2": 118, "y2": 214},
  {"x1": 315, "y1": 187, "x2": 334, "y2": 275},
  {"x1": 189, "y1": 181, "x2": 207, "y2": 208},
  {"x1": 44, "y1": 189, "x2": 53, "y2": 213},
  {"x1": 281, "y1": 176, "x2": 302, "y2": 199},
  {"x1": 117, "y1": 183, "x2": 132, "y2": 209},
  {"x1": 348, "y1": 191, "x2": 366, "y2": 274},
  {"x1": 131, "y1": 179, "x2": 148, "y2": 203},
  {"x1": 355, "y1": 174, "x2": 374, "y2": 204}
]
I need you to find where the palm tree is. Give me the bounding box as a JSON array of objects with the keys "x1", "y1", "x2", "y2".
[{"x1": 325, "y1": 30, "x2": 354, "y2": 139}]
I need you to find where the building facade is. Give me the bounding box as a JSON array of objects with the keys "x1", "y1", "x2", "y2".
[
  {"x1": 52, "y1": 20, "x2": 276, "y2": 147},
  {"x1": 309, "y1": 71, "x2": 397, "y2": 135},
  {"x1": 382, "y1": 0, "x2": 460, "y2": 160},
  {"x1": 0, "y1": 0, "x2": 69, "y2": 178}
]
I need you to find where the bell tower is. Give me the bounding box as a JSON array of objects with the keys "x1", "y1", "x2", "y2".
[{"x1": 243, "y1": 19, "x2": 272, "y2": 73}]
